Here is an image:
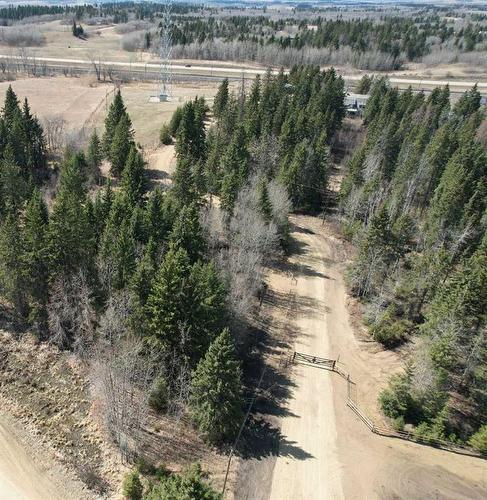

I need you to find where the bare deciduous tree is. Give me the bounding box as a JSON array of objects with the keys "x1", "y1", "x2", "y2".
[
  {"x1": 47, "y1": 271, "x2": 95, "y2": 355},
  {"x1": 91, "y1": 335, "x2": 155, "y2": 462},
  {"x1": 43, "y1": 115, "x2": 67, "y2": 155},
  {"x1": 90, "y1": 289, "x2": 156, "y2": 461}
]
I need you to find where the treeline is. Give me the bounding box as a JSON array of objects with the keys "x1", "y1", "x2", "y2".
[
  {"x1": 166, "y1": 13, "x2": 486, "y2": 68},
  {"x1": 0, "y1": 5, "x2": 68, "y2": 23},
  {"x1": 340, "y1": 80, "x2": 487, "y2": 452},
  {"x1": 0, "y1": 2, "x2": 201, "y2": 25}
]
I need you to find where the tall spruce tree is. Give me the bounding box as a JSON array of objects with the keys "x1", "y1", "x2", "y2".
[
  {"x1": 102, "y1": 89, "x2": 128, "y2": 156},
  {"x1": 189, "y1": 328, "x2": 243, "y2": 444},
  {"x1": 121, "y1": 146, "x2": 147, "y2": 207},
  {"x1": 110, "y1": 114, "x2": 134, "y2": 178},
  {"x1": 48, "y1": 153, "x2": 94, "y2": 278},
  {"x1": 213, "y1": 78, "x2": 229, "y2": 120},
  {"x1": 0, "y1": 213, "x2": 27, "y2": 317},
  {"x1": 22, "y1": 188, "x2": 49, "y2": 328},
  {"x1": 87, "y1": 129, "x2": 102, "y2": 184},
  {"x1": 169, "y1": 203, "x2": 206, "y2": 262}
]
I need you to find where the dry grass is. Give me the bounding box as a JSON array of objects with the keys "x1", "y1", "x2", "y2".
[{"x1": 0, "y1": 76, "x2": 219, "y2": 148}]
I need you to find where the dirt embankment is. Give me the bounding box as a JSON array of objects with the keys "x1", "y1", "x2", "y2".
[
  {"x1": 236, "y1": 215, "x2": 487, "y2": 500},
  {"x1": 0, "y1": 330, "x2": 122, "y2": 497}
]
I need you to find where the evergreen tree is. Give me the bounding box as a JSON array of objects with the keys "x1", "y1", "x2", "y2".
[
  {"x1": 279, "y1": 139, "x2": 308, "y2": 209},
  {"x1": 168, "y1": 106, "x2": 183, "y2": 136},
  {"x1": 213, "y1": 78, "x2": 229, "y2": 120},
  {"x1": 109, "y1": 114, "x2": 134, "y2": 178},
  {"x1": 0, "y1": 213, "x2": 27, "y2": 317},
  {"x1": 144, "y1": 246, "x2": 191, "y2": 354},
  {"x1": 189, "y1": 328, "x2": 243, "y2": 444},
  {"x1": 245, "y1": 75, "x2": 261, "y2": 138},
  {"x1": 454, "y1": 84, "x2": 481, "y2": 120},
  {"x1": 92, "y1": 180, "x2": 113, "y2": 242},
  {"x1": 121, "y1": 146, "x2": 147, "y2": 207},
  {"x1": 144, "y1": 187, "x2": 175, "y2": 245},
  {"x1": 169, "y1": 203, "x2": 205, "y2": 262},
  {"x1": 131, "y1": 237, "x2": 157, "y2": 309},
  {"x1": 22, "y1": 189, "x2": 49, "y2": 328},
  {"x1": 102, "y1": 90, "x2": 128, "y2": 156},
  {"x1": 2, "y1": 85, "x2": 20, "y2": 126},
  {"x1": 175, "y1": 100, "x2": 206, "y2": 162},
  {"x1": 258, "y1": 177, "x2": 272, "y2": 222},
  {"x1": 172, "y1": 157, "x2": 198, "y2": 206},
  {"x1": 48, "y1": 154, "x2": 94, "y2": 278},
  {"x1": 20, "y1": 98, "x2": 46, "y2": 182},
  {"x1": 0, "y1": 146, "x2": 29, "y2": 215},
  {"x1": 86, "y1": 129, "x2": 102, "y2": 184},
  {"x1": 219, "y1": 125, "x2": 248, "y2": 213},
  {"x1": 159, "y1": 123, "x2": 172, "y2": 145}
]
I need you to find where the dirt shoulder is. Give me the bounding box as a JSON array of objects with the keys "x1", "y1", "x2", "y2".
[
  {"x1": 0, "y1": 401, "x2": 91, "y2": 500},
  {"x1": 0, "y1": 330, "x2": 123, "y2": 497}
]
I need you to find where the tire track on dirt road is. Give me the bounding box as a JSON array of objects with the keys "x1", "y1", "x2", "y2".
[{"x1": 266, "y1": 217, "x2": 345, "y2": 500}]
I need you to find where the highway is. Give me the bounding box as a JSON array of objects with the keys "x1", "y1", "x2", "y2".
[{"x1": 2, "y1": 53, "x2": 487, "y2": 93}]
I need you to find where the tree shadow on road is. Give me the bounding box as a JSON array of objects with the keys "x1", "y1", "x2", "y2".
[{"x1": 239, "y1": 417, "x2": 314, "y2": 461}]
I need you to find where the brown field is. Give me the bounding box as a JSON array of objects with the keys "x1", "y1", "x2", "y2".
[{"x1": 0, "y1": 76, "x2": 219, "y2": 149}]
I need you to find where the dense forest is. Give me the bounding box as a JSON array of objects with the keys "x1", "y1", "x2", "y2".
[
  {"x1": 340, "y1": 80, "x2": 487, "y2": 452},
  {"x1": 0, "y1": 2, "x2": 201, "y2": 25},
  {"x1": 170, "y1": 14, "x2": 485, "y2": 64},
  {"x1": 0, "y1": 65, "x2": 345, "y2": 496}
]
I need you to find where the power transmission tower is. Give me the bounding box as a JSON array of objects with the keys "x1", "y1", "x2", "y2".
[{"x1": 155, "y1": 0, "x2": 172, "y2": 101}]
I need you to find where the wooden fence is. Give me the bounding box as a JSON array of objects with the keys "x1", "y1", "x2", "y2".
[
  {"x1": 292, "y1": 351, "x2": 336, "y2": 370},
  {"x1": 291, "y1": 351, "x2": 483, "y2": 459}
]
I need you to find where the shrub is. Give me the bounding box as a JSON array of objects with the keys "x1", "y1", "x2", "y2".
[
  {"x1": 122, "y1": 470, "x2": 143, "y2": 500},
  {"x1": 379, "y1": 371, "x2": 415, "y2": 420},
  {"x1": 144, "y1": 464, "x2": 221, "y2": 500},
  {"x1": 370, "y1": 305, "x2": 413, "y2": 347},
  {"x1": 148, "y1": 376, "x2": 169, "y2": 412},
  {"x1": 159, "y1": 124, "x2": 172, "y2": 145},
  {"x1": 469, "y1": 425, "x2": 487, "y2": 455},
  {"x1": 121, "y1": 31, "x2": 145, "y2": 52},
  {"x1": 0, "y1": 26, "x2": 45, "y2": 47},
  {"x1": 392, "y1": 415, "x2": 405, "y2": 431},
  {"x1": 414, "y1": 422, "x2": 434, "y2": 443}
]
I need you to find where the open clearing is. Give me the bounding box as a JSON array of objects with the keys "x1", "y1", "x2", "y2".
[
  {"x1": 0, "y1": 75, "x2": 216, "y2": 179},
  {"x1": 0, "y1": 76, "x2": 218, "y2": 148},
  {"x1": 238, "y1": 215, "x2": 487, "y2": 500}
]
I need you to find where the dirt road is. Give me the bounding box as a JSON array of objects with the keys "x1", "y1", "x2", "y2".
[
  {"x1": 0, "y1": 412, "x2": 84, "y2": 500},
  {"x1": 251, "y1": 215, "x2": 487, "y2": 500},
  {"x1": 267, "y1": 220, "x2": 344, "y2": 500}
]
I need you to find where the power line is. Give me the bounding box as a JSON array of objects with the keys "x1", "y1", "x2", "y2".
[
  {"x1": 157, "y1": 0, "x2": 172, "y2": 101},
  {"x1": 222, "y1": 364, "x2": 267, "y2": 496}
]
